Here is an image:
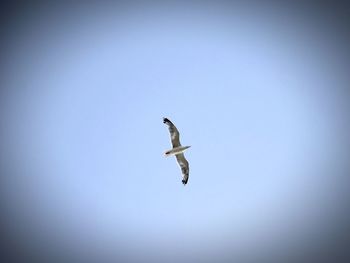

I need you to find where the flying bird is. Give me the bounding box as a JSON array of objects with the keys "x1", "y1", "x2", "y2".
[{"x1": 163, "y1": 117, "x2": 191, "y2": 185}]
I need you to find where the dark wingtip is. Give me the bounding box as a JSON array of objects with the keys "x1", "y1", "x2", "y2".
[
  {"x1": 182, "y1": 179, "x2": 188, "y2": 185},
  {"x1": 163, "y1": 117, "x2": 170, "y2": 124}
]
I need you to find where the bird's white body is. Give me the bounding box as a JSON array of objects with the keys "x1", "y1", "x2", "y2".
[{"x1": 164, "y1": 146, "x2": 191, "y2": 156}]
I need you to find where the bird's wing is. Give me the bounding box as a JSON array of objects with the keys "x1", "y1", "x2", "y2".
[
  {"x1": 163, "y1": 117, "x2": 181, "y2": 148},
  {"x1": 176, "y1": 153, "x2": 189, "y2": 185}
]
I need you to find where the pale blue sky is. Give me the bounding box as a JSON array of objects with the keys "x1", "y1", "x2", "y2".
[{"x1": 2, "y1": 3, "x2": 350, "y2": 262}]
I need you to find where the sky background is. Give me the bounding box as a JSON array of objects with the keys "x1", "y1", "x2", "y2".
[{"x1": 1, "y1": 1, "x2": 350, "y2": 263}]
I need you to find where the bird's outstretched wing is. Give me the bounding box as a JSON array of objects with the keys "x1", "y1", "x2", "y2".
[
  {"x1": 176, "y1": 153, "x2": 189, "y2": 185},
  {"x1": 163, "y1": 117, "x2": 181, "y2": 148}
]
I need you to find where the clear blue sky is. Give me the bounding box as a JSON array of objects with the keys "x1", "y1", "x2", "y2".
[{"x1": 2, "y1": 3, "x2": 350, "y2": 262}]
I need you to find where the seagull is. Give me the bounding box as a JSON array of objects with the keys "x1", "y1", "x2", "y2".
[{"x1": 163, "y1": 117, "x2": 191, "y2": 185}]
